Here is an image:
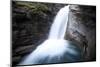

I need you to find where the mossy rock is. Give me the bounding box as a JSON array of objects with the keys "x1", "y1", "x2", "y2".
[{"x1": 15, "y1": 1, "x2": 49, "y2": 15}]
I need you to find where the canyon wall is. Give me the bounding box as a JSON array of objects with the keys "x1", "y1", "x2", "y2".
[{"x1": 12, "y1": 1, "x2": 96, "y2": 65}]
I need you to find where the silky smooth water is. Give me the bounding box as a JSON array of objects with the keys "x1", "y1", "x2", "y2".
[
  {"x1": 19, "y1": 5, "x2": 82, "y2": 65},
  {"x1": 48, "y1": 5, "x2": 69, "y2": 39}
]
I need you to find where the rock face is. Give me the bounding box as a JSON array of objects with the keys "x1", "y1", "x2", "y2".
[
  {"x1": 12, "y1": 1, "x2": 66, "y2": 65},
  {"x1": 12, "y1": 1, "x2": 96, "y2": 65},
  {"x1": 65, "y1": 5, "x2": 96, "y2": 61}
]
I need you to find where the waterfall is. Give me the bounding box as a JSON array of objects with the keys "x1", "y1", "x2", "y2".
[
  {"x1": 48, "y1": 5, "x2": 69, "y2": 39},
  {"x1": 19, "y1": 5, "x2": 82, "y2": 65},
  {"x1": 49, "y1": 5, "x2": 69, "y2": 39}
]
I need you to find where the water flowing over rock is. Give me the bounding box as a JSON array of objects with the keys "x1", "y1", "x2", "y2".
[
  {"x1": 19, "y1": 5, "x2": 82, "y2": 65},
  {"x1": 12, "y1": 1, "x2": 96, "y2": 66},
  {"x1": 12, "y1": 1, "x2": 66, "y2": 65},
  {"x1": 48, "y1": 5, "x2": 69, "y2": 39}
]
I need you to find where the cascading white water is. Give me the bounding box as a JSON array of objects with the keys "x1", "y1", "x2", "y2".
[
  {"x1": 48, "y1": 5, "x2": 69, "y2": 39},
  {"x1": 19, "y1": 5, "x2": 82, "y2": 65}
]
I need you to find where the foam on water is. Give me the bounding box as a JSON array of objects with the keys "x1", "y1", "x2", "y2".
[{"x1": 19, "y1": 5, "x2": 82, "y2": 65}]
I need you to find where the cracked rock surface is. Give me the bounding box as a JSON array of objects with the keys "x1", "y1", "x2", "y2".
[{"x1": 12, "y1": 1, "x2": 96, "y2": 65}]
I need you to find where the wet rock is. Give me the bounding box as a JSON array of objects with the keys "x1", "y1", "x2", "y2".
[
  {"x1": 12, "y1": 1, "x2": 66, "y2": 65},
  {"x1": 65, "y1": 5, "x2": 96, "y2": 61}
]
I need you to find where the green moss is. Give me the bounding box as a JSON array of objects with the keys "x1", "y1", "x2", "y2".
[{"x1": 16, "y1": 1, "x2": 49, "y2": 15}]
